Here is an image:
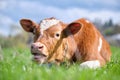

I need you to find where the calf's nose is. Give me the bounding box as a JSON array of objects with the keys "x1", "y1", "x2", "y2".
[{"x1": 31, "y1": 42, "x2": 44, "y2": 50}]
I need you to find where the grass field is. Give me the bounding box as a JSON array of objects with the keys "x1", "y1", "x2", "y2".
[{"x1": 0, "y1": 46, "x2": 120, "y2": 80}]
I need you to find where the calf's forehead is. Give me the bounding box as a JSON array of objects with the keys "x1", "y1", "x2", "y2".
[
  {"x1": 40, "y1": 18, "x2": 60, "y2": 31},
  {"x1": 46, "y1": 24, "x2": 63, "y2": 33}
]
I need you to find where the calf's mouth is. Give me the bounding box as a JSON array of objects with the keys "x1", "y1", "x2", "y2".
[{"x1": 32, "y1": 52, "x2": 47, "y2": 63}]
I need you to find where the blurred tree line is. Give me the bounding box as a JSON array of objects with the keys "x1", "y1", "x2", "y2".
[
  {"x1": 0, "y1": 18, "x2": 120, "y2": 48},
  {"x1": 94, "y1": 18, "x2": 120, "y2": 36},
  {"x1": 0, "y1": 24, "x2": 33, "y2": 48}
]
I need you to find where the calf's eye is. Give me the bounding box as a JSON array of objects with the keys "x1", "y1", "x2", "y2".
[
  {"x1": 54, "y1": 32, "x2": 61, "y2": 39},
  {"x1": 56, "y1": 33, "x2": 60, "y2": 37}
]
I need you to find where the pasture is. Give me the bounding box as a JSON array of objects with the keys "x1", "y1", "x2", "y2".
[{"x1": 0, "y1": 47, "x2": 120, "y2": 80}]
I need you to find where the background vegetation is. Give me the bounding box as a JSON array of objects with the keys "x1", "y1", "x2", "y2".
[{"x1": 0, "y1": 47, "x2": 120, "y2": 80}]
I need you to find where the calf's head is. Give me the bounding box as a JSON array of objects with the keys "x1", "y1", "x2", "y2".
[{"x1": 20, "y1": 18, "x2": 82, "y2": 64}]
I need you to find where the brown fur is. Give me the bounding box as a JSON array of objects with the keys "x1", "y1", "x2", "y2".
[{"x1": 70, "y1": 18, "x2": 111, "y2": 66}]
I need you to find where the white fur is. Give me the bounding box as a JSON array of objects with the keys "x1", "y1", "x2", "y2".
[
  {"x1": 80, "y1": 60, "x2": 100, "y2": 69},
  {"x1": 40, "y1": 19, "x2": 60, "y2": 30},
  {"x1": 85, "y1": 20, "x2": 90, "y2": 23},
  {"x1": 98, "y1": 37, "x2": 102, "y2": 52}
]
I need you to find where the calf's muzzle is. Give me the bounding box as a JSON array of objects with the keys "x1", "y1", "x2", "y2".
[{"x1": 31, "y1": 42, "x2": 44, "y2": 53}]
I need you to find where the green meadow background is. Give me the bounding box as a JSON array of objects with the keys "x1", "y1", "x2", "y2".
[{"x1": 0, "y1": 46, "x2": 120, "y2": 80}]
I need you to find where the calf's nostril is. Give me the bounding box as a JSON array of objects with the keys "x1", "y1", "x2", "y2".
[{"x1": 38, "y1": 46, "x2": 43, "y2": 49}]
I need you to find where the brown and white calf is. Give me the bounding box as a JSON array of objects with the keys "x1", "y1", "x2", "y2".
[{"x1": 20, "y1": 17, "x2": 111, "y2": 68}]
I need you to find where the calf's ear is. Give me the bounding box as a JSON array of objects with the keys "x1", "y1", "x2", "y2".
[
  {"x1": 68, "y1": 22, "x2": 82, "y2": 34},
  {"x1": 63, "y1": 22, "x2": 82, "y2": 37},
  {"x1": 20, "y1": 19, "x2": 38, "y2": 33}
]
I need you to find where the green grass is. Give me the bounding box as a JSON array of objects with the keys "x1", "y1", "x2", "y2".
[{"x1": 0, "y1": 47, "x2": 120, "y2": 80}]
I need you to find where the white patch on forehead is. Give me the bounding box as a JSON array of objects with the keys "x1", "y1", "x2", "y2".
[
  {"x1": 98, "y1": 37, "x2": 102, "y2": 52},
  {"x1": 80, "y1": 60, "x2": 100, "y2": 69},
  {"x1": 85, "y1": 20, "x2": 90, "y2": 23},
  {"x1": 40, "y1": 19, "x2": 60, "y2": 30}
]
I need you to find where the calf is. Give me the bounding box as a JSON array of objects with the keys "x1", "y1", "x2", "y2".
[{"x1": 20, "y1": 17, "x2": 111, "y2": 68}]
